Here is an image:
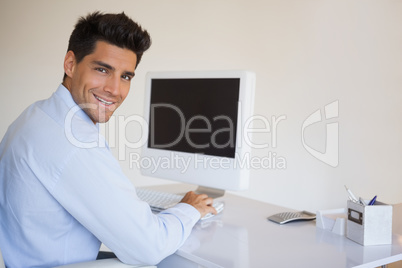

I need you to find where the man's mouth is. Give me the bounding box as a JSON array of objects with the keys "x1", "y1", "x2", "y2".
[{"x1": 94, "y1": 94, "x2": 114, "y2": 106}]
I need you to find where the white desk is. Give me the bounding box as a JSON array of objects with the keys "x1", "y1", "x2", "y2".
[{"x1": 150, "y1": 184, "x2": 402, "y2": 268}]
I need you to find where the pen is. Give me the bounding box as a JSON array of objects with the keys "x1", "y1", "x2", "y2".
[
  {"x1": 344, "y1": 185, "x2": 358, "y2": 202},
  {"x1": 368, "y1": 195, "x2": 377, "y2": 206}
]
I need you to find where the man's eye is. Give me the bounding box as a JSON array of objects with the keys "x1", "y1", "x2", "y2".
[
  {"x1": 96, "y1": 68, "x2": 107, "y2": 73},
  {"x1": 122, "y1": 75, "x2": 132, "y2": 81}
]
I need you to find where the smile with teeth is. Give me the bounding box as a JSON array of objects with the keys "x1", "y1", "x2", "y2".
[{"x1": 94, "y1": 94, "x2": 114, "y2": 106}]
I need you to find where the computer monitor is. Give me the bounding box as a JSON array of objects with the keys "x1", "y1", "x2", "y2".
[{"x1": 141, "y1": 70, "x2": 256, "y2": 197}]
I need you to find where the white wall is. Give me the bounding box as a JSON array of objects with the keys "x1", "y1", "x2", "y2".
[{"x1": 1, "y1": 0, "x2": 401, "y2": 212}]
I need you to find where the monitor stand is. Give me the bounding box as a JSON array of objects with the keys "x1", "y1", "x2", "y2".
[{"x1": 194, "y1": 186, "x2": 225, "y2": 199}]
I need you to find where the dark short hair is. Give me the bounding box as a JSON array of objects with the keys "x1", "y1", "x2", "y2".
[{"x1": 64, "y1": 11, "x2": 151, "y2": 79}]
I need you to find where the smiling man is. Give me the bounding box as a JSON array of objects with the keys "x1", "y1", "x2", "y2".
[
  {"x1": 63, "y1": 40, "x2": 136, "y2": 124},
  {"x1": 0, "y1": 12, "x2": 216, "y2": 268}
]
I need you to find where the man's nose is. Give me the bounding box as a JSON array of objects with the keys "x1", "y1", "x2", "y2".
[{"x1": 104, "y1": 75, "x2": 120, "y2": 95}]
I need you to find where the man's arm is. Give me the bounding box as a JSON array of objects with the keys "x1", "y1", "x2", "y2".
[{"x1": 51, "y1": 147, "x2": 202, "y2": 265}]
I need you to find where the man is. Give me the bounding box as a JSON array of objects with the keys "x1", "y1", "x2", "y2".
[{"x1": 0, "y1": 12, "x2": 216, "y2": 267}]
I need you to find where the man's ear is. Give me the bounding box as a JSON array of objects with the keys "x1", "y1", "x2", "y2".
[{"x1": 64, "y1": 51, "x2": 76, "y2": 78}]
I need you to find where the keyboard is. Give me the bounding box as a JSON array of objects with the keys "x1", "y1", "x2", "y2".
[
  {"x1": 267, "y1": 211, "x2": 316, "y2": 224},
  {"x1": 136, "y1": 188, "x2": 224, "y2": 220}
]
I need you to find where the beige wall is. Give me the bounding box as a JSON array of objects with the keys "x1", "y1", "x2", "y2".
[{"x1": 1, "y1": 0, "x2": 401, "y2": 211}]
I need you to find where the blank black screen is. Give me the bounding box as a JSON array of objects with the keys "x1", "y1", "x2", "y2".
[{"x1": 148, "y1": 78, "x2": 240, "y2": 158}]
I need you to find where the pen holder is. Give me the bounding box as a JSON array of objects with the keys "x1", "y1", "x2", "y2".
[{"x1": 346, "y1": 200, "x2": 392, "y2": 246}]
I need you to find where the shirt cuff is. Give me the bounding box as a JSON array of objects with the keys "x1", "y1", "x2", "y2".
[
  {"x1": 162, "y1": 202, "x2": 201, "y2": 226},
  {"x1": 176, "y1": 202, "x2": 201, "y2": 218}
]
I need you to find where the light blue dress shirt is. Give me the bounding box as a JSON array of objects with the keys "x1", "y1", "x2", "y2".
[{"x1": 0, "y1": 85, "x2": 200, "y2": 267}]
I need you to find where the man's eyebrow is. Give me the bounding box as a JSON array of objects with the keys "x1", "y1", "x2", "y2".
[
  {"x1": 124, "y1": 71, "x2": 135, "y2": 77},
  {"x1": 93, "y1": 60, "x2": 134, "y2": 77},
  {"x1": 92, "y1": 61, "x2": 114, "y2": 71}
]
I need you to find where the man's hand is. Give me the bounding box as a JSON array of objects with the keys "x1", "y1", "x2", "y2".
[{"x1": 180, "y1": 191, "x2": 217, "y2": 218}]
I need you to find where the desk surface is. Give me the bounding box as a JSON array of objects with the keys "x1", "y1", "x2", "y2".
[{"x1": 151, "y1": 184, "x2": 402, "y2": 268}]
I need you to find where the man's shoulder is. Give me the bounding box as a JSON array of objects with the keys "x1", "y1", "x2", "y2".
[{"x1": 4, "y1": 90, "x2": 105, "y2": 156}]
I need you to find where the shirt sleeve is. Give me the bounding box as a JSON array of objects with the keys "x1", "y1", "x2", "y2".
[{"x1": 49, "y1": 146, "x2": 200, "y2": 265}]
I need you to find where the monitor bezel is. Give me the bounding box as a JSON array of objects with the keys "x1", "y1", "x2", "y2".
[{"x1": 140, "y1": 70, "x2": 256, "y2": 193}]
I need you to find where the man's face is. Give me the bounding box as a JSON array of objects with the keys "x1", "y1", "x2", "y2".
[{"x1": 64, "y1": 41, "x2": 137, "y2": 123}]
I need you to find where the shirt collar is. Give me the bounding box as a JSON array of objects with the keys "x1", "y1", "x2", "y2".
[{"x1": 55, "y1": 84, "x2": 99, "y2": 128}]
